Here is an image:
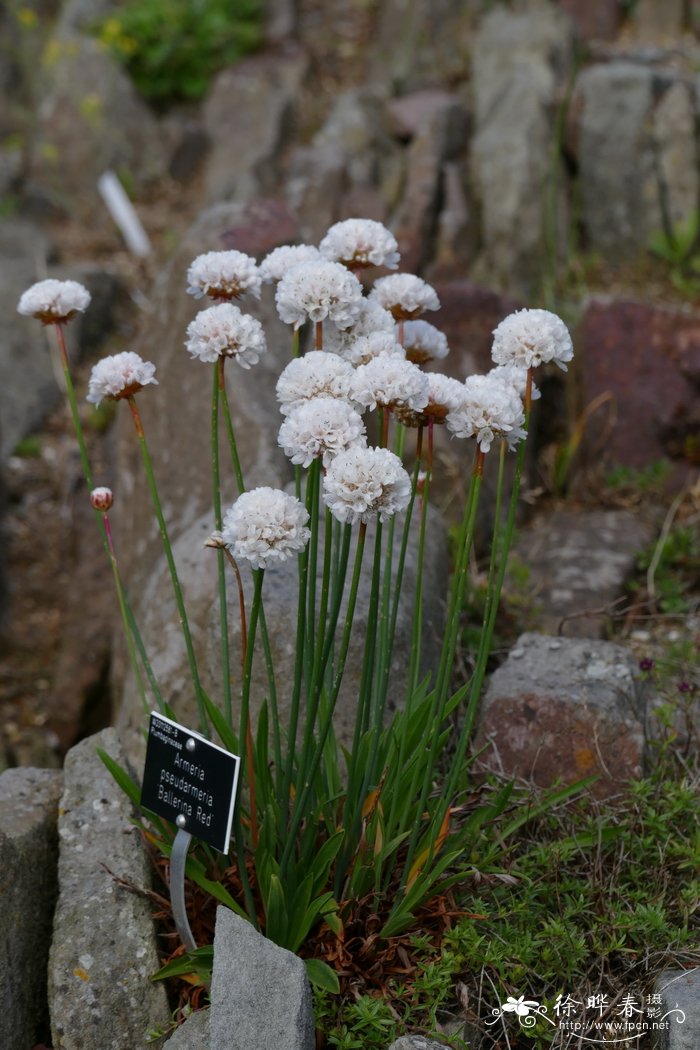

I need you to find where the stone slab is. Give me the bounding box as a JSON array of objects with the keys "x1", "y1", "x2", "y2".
[{"x1": 652, "y1": 969, "x2": 700, "y2": 1050}]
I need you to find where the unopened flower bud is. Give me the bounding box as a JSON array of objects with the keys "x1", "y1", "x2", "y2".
[{"x1": 90, "y1": 486, "x2": 114, "y2": 512}]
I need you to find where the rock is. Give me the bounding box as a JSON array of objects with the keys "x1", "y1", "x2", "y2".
[
  {"x1": 28, "y1": 32, "x2": 166, "y2": 222},
  {"x1": 575, "y1": 63, "x2": 662, "y2": 259},
  {"x1": 48, "y1": 728, "x2": 170, "y2": 1049},
  {"x1": 556, "y1": 0, "x2": 622, "y2": 41},
  {"x1": 387, "y1": 1037, "x2": 452, "y2": 1050},
  {"x1": 210, "y1": 907, "x2": 315, "y2": 1050},
  {"x1": 286, "y1": 143, "x2": 348, "y2": 245},
  {"x1": 0, "y1": 767, "x2": 63, "y2": 1050},
  {"x1": 264, "y1": 0, "x2": 297, "y2": 45},
  {"x1": 510, "y1": 508, "x2": 657, "y2": 637},
  {"x1": 474, "y1": 633, "x2": 645, "y2": 797},
  {"x1": 387, "y1": 89, "x2": 464, "y2": 141},
  {"x1": 628, "y1": 0, "x2": 687, "y2": 40},
  {"x1": 390, "y1": 93, "x2": 467, "y2": 274},
  {"x1": 369, "y1": 0, "x2": 472, "y2": 93},
  {"x1": 470, "y1": 4, "x2": 574, "y2": 294},
  {"x1": 652, "y1": 969, "x2": 700, "y2": 1050},
  {"x1": 653, "y1": 81, "x2": 698, "y2": 235},
  {"x1": 426, "y1": 161, "x2": 479, "y2": 282},
  {"x1": 578, "y1": 298, "x2": 700, "y2": 471},
  {"x1": 203, "y1": 45, "x2": 308, "y2": 205},
  {"x1": 165, "y1": 1009, "x2": 210, "y2": 1049}
]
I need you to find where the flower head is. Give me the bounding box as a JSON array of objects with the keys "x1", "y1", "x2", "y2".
[
  {"x1": 185, "y1": 303, "x2": 266, "y2": 368},
  {"x1": 90, "y1": 486, "x2": 113, "y2": 512},
  {"x1": 278, "y1": 397, "x2": 366, "y2": 469},
  {"x1": 402, "y1": 319, "x2": 449, "y2": 364},
  {"x1": 446, "y1": 373, "x2": 526, "y2": 453},
  {"x1": 275, "y1": 259, "x2": 363, "y2": 330},
  {"x1": 323, "y1": 446, "x2": 411, "y2": 524},
  {"x1": 490, "y1": 364, "x2": 541, "y2": 401},
  {"x1": 369, "y1": 273, "x2": 440, "y2": 321},
  {"x1": 394, "y1": 372, "x2": 465, "y2": 428},
  {"x1": 491, "y1": 308, "x2": 573, "y2": 371},
  {"x1": 86, "y1": 351, "x2": 158, "y2": 406},
  {"x1": 221, "y1": 487, "x2": 310, "y2": 569},
  {"x1": 350, "y1": 352, "x2": 429, "y2": 413},
  {"x1": 276, "y1": 351, "x2": 355, "y2": 415},
  {"x1": 18, "y1": 279, "x2": 91, "y2": 324},
  {"x1": 259, "y1": 244, "x2": 322, "y2": 283},
  {"x1": 319, "y1": 218, "x2": 400, "y2": 271},
  {"x1": 342, "y1": 331, "x2": 404, "y2": 367},
  {"x1": 186, "y1": 250, "x2": 261, "y2": 302},
  {"x1": 323, "y1": 298, "x2": 396, "y2": 356}
]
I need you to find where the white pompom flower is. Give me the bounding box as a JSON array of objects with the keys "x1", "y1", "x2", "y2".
[
  {"x1": 369, "y1": 273, "x2": 440, "y2": 321},
  {"x1": 351, "y1": 352, "x2": 429, "y2": 413},
  {"x1": 395, "y1": 372, "x2": 465, "y2": 428},
  {"x1": 319, "y1": 218, "x2": 400, "y2": 271},
  {"x1": 278, "y1": 397, "x2": 366, "y2": 469},
  {"x1": 186, "y1": 250, "x2": 262, "y2": 302},
  {"x1": 323, "y1": 446, "x2": 412, "y2": 525},
  {"x1": 18, "y1": 279, "x2": 91, "y2": 324},
  {"x1": 402, "y1": 319, "x2": 449, "y2": 364},
  {"x1": 86, "y1": 351, "x2": 158, "y2": 406},
  {"x1": 185, "y1": 303, "x2": 267, "y2": 368},
  {"x1": 491, "y1": 308, "x2": 573, "y2": 372},
  {"x1": 259, "y1": 244, "x2": 322, "y2": 283},
  {"x1": 446, "y1": 374, "x2": 527, "y2": 453},
  {"x1": 323, "y1": 298, "x2": 396, "y2": 356},
  {"x1": 490, "y1": 364, "x2": 541, "y2": 401},
  {"x1": 341, "y1": 331, "x2": 404, "y2": 367},
  {"x1": 220, "y1": 487, "x2": 310, "y2": 570},
  {"x1": 276, "y1": 351, "x2": 355, "y2": 416},
  {"x1": 275, "y1": 259, "x2": 364, "y2": 330}
]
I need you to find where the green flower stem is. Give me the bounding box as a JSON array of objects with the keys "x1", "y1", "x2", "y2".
[
  {"x1": 292, "y1": 329, "x2": 300, "y2": 359},
  {"x1": 315, "y1": 320, "x2": 323, "y2": 350},
  {"x1": 213, "y1": 362, "x2": 233, "y2": 724},
  {"x1": 54, "y1": 324, "x2": 93, "y2": 486},
  {"x1": 406, "y1": 428, "x2": 427, "y2": 698},
  {"x1": 103, "y1": 513, "x2": 148, "y2": 715},
  {"x1": 282, "y1": 530, "x2": 311, "y2": 820},
  {"x1": 238, "y1": 569, "x2": 264, "y2": 838},
  {"x1": 219, "y1": 373, "x2": 245, "y2": 495},
  {"x1": 127, "y1": 396, "x2": 208, "y2": 732},
  {"x1": 281, "y1": 521, "x2": 365, "y2": 876},
  {"x1": 305, "y1": 460, "x2": 321, "y2": 679}
]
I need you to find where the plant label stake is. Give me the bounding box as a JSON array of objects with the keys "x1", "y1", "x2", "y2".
[{"x1": 140, "y1": 712, "x2": 240, "y2": 951}]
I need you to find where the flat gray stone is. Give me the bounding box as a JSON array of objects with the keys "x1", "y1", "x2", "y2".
[
  {"x1": 510, "y1": 508, "x2": 656, "y2": 637},
  {"x1": 387, "y1": 1037, "x2": 451, "y2": 1050},
  {"x1": 475, "y1": 633, "x2": 645, "y2": 797},
  {"x1": 165, "y1": 1008, "x2": 210, "y2": 1049},
  {"x1": 0, "y1": 767, "x2": 63, "y2": 1050},
  {"x1": 48, "y1": 728, "x2": 170, "y2": 1049},
  {"x1": 210, "y1": 907, "x2": 314, "y2": 1050},
  {"x1": 653, "y1": 81, "x2": 698, "y2": 235},
  {"x1": 652, "y1": 969, "x2": 700, "y2": 1050}
]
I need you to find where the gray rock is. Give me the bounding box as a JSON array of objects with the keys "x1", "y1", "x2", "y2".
[
  {"x1": 576, "y1": 62, "x2": 662, "y2": 259},
  {"x1": 286, "y1": 142, "x2": 349, "y2": 244},
  {"x1": 165, "y1": 1008, "x2": 210, "y2": 1049},
  {"x1": 474, "y1": 633, "x2": 645, "y2": 797},
  {"x1": 470, "y1": 5, "x2": 574, "y2": 294},
  {"x1": 629, "y1": 0, "x2": 687, "y2": 39},
  {"x1": 203, "y1": 46, "x2": 308, "y2": 205},
  {"x1": 652, "y1": 969, "x2": 700, "y2": 1050},
  {"x1": 426, "y1": 160, "x2": 479, "y2": 282},
  {"x1": 510, "y1": 508, "x2": 656, "y2": 637},
  {"x1": 210, "y1": 906, "x2": 315, "y2": 1050},
  {"x1": 28, "y1": 32, "x2": 166, "y2": 221},
  {"x1": 387, "y1": 1037, "x2": 451, "y2": 1050},
  {"x1": 369, "y1": 0, "x2": 472, "y2": 93},
  {"x1": 48, "y1": 728, "x2": 170, "y2": 1049},
  {"x1": 653, "y1": 81, "x2": 698, "y2": 235},
  {"x1": 0, "y1": 767, "x2": 63, "y2": 1050}
]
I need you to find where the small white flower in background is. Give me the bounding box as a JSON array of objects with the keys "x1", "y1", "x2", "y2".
[
  {"x1": 276, "y1": 352, "x2": 355, "y2": 415},
  {"x1": 90, "y1": 487, "x2": 113, "y2": 512},
  {"x1": 369, "y1": 273, "x2": 440, "y2": 321},
  {"x1": 278, "y1": 397, "x2": 366, "y2": 469},
  {"x1": 395, "y1": 372, "x2": 465, "y2": 428},
  {"x1": 220, "y1": 487, "x2": 310, "y2": 570},
  {"x1": 323, "y1": 298, "x2": 395, "y2": 356},
  {"x1": 185, "y1": 303, "x2": 267, "y2": 368},
  {"x1": 341, "y1": 331, "x2": 404, "y2": 367},
  {"x1": 259, "y1": 244, "x2": 322, "y2": 283},
  {"x1": 275, "y1": 259, "x2": 364, "y2": 330},
  {"x1": 351, "y1": 352, "x2": 429, "y2": 413},
  {"x1": 446, "y1": 373, "x2": 526, "y2": 453},
  {"x1": 86, "y1": 351, "x2": 158, "y2": 406},
  {"x1": 319, "y1": 218, "x2": 400, "y2": 271},
  {"x1": 402, "y1": 319, "x2": 449, "y2": 364},
  {"x1": 186, "y1": 250, "x2": 262, "y2": 302},
  {"x1": 490, "y1": 363, "x2": 541, "y2": 400},
  {"x1": 491, "y1": 308, "x2": 573, "y2": 371},
  {"x1": 17, "y1": 279, "x2": 91, "y2": 324},
  {"x1": 323, "y1": 446, "x2": 411, "y2": 525}
]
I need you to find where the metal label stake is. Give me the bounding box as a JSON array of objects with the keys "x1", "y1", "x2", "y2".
[{"x1": 171, "y1": 823, "x2": 197, "y2": 953}]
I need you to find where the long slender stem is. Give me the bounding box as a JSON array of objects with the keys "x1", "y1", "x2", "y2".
[
  {"x1": 213, "y1": 362, "x2": 232, "y2": 724},
  {"x1": 239, "y1": 570, "x2": 264, "y2": 847},
  {"x1": 103, "y1": 514, "x2": 148, "y2": 715},
  {"x1": 127, "y1": 396, "x2": 208, "y2": 732}
]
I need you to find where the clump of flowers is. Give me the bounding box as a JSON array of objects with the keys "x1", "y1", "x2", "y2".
[
  {"x1": 186, "y1": 250, "x2": 262, "y2": 301},
  {"x1": 394, "y1": 372, "x2": 465, "y2": 428},
  {"x1": 322, "y1": 446, "x2": 411, "y2": 524},
  {"x1": 278, "y1": 397, "x2": 366, "y2": 469},
  {"x1": 369, "y1": 273, "x2": 440, "y2": 320},
  {"x1": 185, "y1": 303, "x2": 267, "y2": 367},
  {"x1": 259, "y1": 244, "x2": 322, "y2": 283},
  {"x1": 446, "y1": 373, "x2": 526, "y2": 453},
  {"x1": 276, "y1": 352, "x2": 355, "y2": 415},
  {"x1": 402, "y1": 319, "x2": 449, "y2": 364},
  {"x1": 86, "y1": 351, "x2": 158, "y2": 406},
  {"x1": 17, "y1": 278, "x2": 91, "y2": 324},
  {"x1": 490, "y1": 363, "x2": 541, "y2": 401},
  {"x1": 221, "y1": 487, "x2": 310, "y2": 569},
  {"x1": 323, "y1": 298, "x2": 396, "y2": 356},
  {"x1": 319, "y1": 218, "x2": 400, "y2": 271},
  {"x1": 275, "y1": 258, "x2": 364, "y2": 330},
  {"x1": 491, "y1": 307, "x2": 573, "y2": 371},
  {"x1": 351, "y1": 352, "x2": 429, "y2": 413},
  {"x1": 340, "y1": 331, "x2": 404, "y2": 367}
]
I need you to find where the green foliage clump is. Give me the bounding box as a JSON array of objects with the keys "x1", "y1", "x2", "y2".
[
  {"x1": 96, "y1": 0, "x2": 263, "y2": 105},
  {"x1": 635, "y1": 524, "x2": 700, "y2": 615}
]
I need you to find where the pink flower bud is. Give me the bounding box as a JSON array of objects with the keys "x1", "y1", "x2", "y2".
[{"x1": 90, "y1": 486, "x2": 114, "y2": 512}]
